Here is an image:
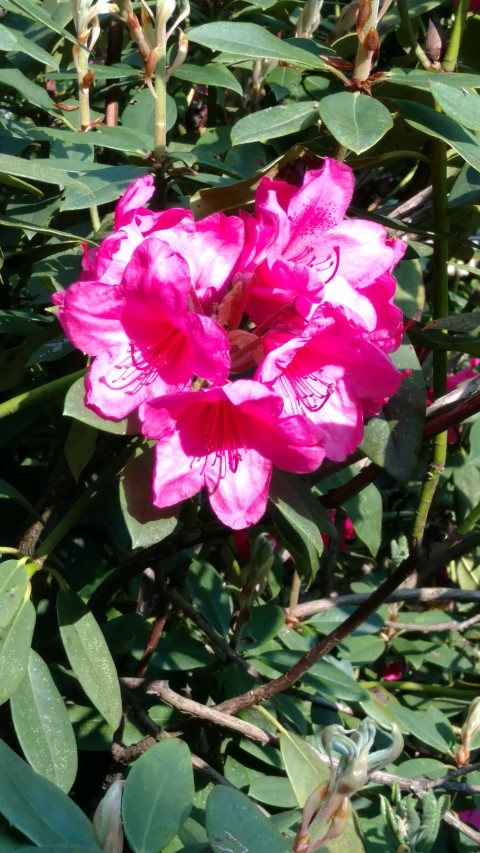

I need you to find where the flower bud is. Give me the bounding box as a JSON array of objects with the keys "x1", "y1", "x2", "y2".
[
  {"x1": 423, "y1": 18, "x2": 446, "y2": 63},
  {"x1": 93, "y1": 780, "x2": 124, "y2": 853}
]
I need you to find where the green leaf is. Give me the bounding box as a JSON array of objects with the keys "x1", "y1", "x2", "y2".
[
  {"x1": 205, "y1": 786, "x2": 290, "y2": 853},
  {"x1": 173, "y1": 62, "x2": 243, "y2": 96},
  {"x1": 122, "y1": 88, "x2": 177, "y2": 140},
  {"x1": 16, "y1": 848, "x2": 102, "y2": 852},
  {"x1": 0, "y1": 0, "x2": 80, "y2": 46},
  {"x1": 380, "y1": 68, "x2": 480, "y2": 92},
  {"x1": 0, "y1": 67, "x2": 57, "y2": 111},
  {"x1": 338, "y1": 634, "x2": 385, "y2": 665},
  {"x1": 122, "y1": 739, "x2": 194, "y2": 853},
  {"x1": 430, "y1": 80, "x2": 480, "y2": 131},
  {"x1": 0, "y1": 740, "x2": 96, "y2": 847},
  {"x1": 0, "y1": 24, "x2": 59, "y2": 69},
  {"x1": 424, "y1": 312, "x2": 480, "y2": 332},
  {"x1": 269, "y1": 470, "x2": 327, "y2": 585},
  {"x1": 395, "y1": 99, "x2": 480, "y2": 172},
  {"x1": 343, "y1": 482, "x2": 382, "y2": 557},
  {"x1": 63, "y1": 377, "x2": 130, "y2": 435},
  {"x1": 186, "y1": 22, "x2": 326, "y2": 68},
  {"x1": 393, "y1": 705, "x2": 455, "y2": 756},
  {"x1": 231, "y1": 102, "x2": 319, "y2": 146},
  {"x1": 0, "y1": 560, "x2": 28, "y2": 632},
  {"x1": 0, "y1": 154, "x2": 91, "y2": 192},
  {"x1": 360, "y1": 342, "x2": 426, "y2": 481},
  {"x1": 318, "y1": 92, "x2": 393, "y2": 154},
  {"x1": 449, "y1": 163, "x2": 480, "y2": 208},
  {"x1": 186, "y1": 560, "x2": 233, "y2": 637},
  {"x1": 10, "y1": 650, "x2": 78, "y2": 793},
  {"x1": 57, "y1": 588, "x2": 122, "y2": 730},
  {"x1": 254, "y1": 650, "x2": 369, "y2": 701},
  {"x1": 60, "y1": 163, "x2": 149, "y2": 211},
  {"x1": 64, "y1": 421, "x2": 97, "y2": 483},
  {"x1": 0, "y1": 598, "x2": 35, "y2": 706},
  {"x1": 280, "y1": 731, "x2": 329, "y2": 807},
  {"x1": 120, "y1": 447, "x2": 179, "y2": 549},
  {"x1": 0, "y1": 22, "x2": 18, "y2": 50}
]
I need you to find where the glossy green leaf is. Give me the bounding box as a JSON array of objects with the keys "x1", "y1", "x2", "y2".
[
  {"x1": 343, "y1": 482, "x2": 382, "y2": 557},
  {"x1": 318, "y1": 92, "x2": 393, "y2": 153},
  {"x1": 122, "y1": 88, "x2": 177, "y2": 139},
  {"x1": 379, "y1": 68, "x2": 480, "y2": 92},
  {"x1": 231, "y1": 102, "x2": 319, "y2": 145},
  {"x1": 269, "y1": 470, "x2": 327, "y2": 585},
  {"x1": 173, "y1": 62, "x2": 243, "y2": 96},
  {"x1": 63, "y1": 377, "x2": 130, "y2": 435},
  {"x1": 120, "y1": 447, "x2": 179, "y2": 548},
  {"x1": 0, "y1": 154, "x2": 90, "y2": 192},
  {"x1": 0, "y1": 24, "x2": 59, "y2": 69},
  {"x1": 205, "y1": 786, "x2": 290, "y2": 853},
  {"x1": 449, "y1": 163, "x2": 480, "y2": 208},
  {"x1": 57, "y1": 588, "x2": 122, "y2": 730},
  {"x1": 0, "y1": 23, "x2": 19, "y2": 50},
  {"x1": 280, "y1": 732, "x2": 329, "y2": 807},
  {"x1": 186, "y1": 560, "x2": 233, "y2": 637},
  {"x1": 424, "y1": 312, "x2": 480, "y2": 332},
  {"x1": 393, "y1": 705, "x2": 455, "y2": 756},
  {"x1": 0, "y1": 598, "x2": 35, "y2": 706},
  {"x1": 430, "y1": 80, "x2": 480, "y2": 131},
  {"x1": 10, "y1": 650, "x2": 77, "y2": 792},
  {"x1": 395, "y1": 99, "x2": 480, "y2": 172},
  {"x1": 64, "y1": 421, "x2": 97, "y2": 483},
  {"x1": 186, "y1": 22, "x2": 326, "y2": 68},
  {"x1": 60, "y1": 163, "x2": 149, "y2": 211},
  {"x1": 361, "y1": 342, "x2": 426, "y2": 481},
  {"x1": 122, "y1": 739, "x2": 194, "y2": 853},
  {"x1": 339, "y1": 634, "x2": 385, "y2": 664},
  {"x1": 16, "y1": 847, "x2": 102, "y2": 852},
  {"x1": 0, "y1": 560, "x2": 28, "y2": 632},
  {"x1": 0, "y1": 67, "x2": 57, "y2": 112},
  {"x1": 254, "y1": 650, "x2": 369, "y2": 701},
  {"x1": 0, "y1": 740, "x2": 96, "y2": 847},
  {"x1": 0, "y1": 0, "x2": 80, "y2": 45}
]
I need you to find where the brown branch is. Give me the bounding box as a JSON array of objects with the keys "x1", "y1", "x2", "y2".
[
  {"x1": 124, "y1": 678, "x2": 278, "y2": 746},
  {"x1": 213, "y1": 532, "x2": 480, "y2": 717},
  {"x1": 294, "y1": 587, "x2": 480, "y2": 619},
  {"x1": 321, "y1": 382, "x2": 480, "y2": 510},
  {"x1": 443, "y1": 810, "x2": 480, "y2": 844},
  {"x1": 384, "y1": 612, "x2": 480, "y2": 633}
]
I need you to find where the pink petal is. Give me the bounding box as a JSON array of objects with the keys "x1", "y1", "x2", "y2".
[
  {"x1": 120, "y1": 237, "x2": 191, "y2": 314},
  {"x1": 320, "y1": 218, "x2": 400, "y2": 286},
  {"x1": 207, "y1": 448, "x2": 271, "y2": 530},
  {"x1": 57, "y1": 282, "x2": 125, "y2": 355},
  {"x1": 245, "y1": 257, "x2": 323, "y2": 327},
  {"x1": 114, "y1": 175, "x2": 155, "y2": 229},
  {"x1": 185, "y1": 312, "x2": 231, "y2": 384},
  {"x1": 86, "y1": 346, "x2": 182, "y2": 420},
  {"x1": 152, "y1": 427, "x2": 205, "y2": 506}
]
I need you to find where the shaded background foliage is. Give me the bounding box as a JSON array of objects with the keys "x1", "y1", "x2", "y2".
[{"x1": 1, "y1": 0, "x2": 480, "y2": 851}]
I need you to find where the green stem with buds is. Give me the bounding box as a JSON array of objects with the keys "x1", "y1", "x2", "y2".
[
  {"x1": 443, "y1": 0, "x2": 469, "y2": 72},
  {"x1": 352, "y1": 0, "x2": 379, "y2": 83},
  {"x1": 153, "y1": 0, "x2": 175, "y2": 160},
  {"x1": 411, "y1": 126, "x2": 449, "y2": 551},
  {"x1": 396, "y1": 0, "x2": 432, "y2": 70}
]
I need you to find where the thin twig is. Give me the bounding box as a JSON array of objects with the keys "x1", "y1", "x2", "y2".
[
  {"x1": 384, "y1": 612, "x2": 480, "y2": 633},
  {"x1": 121, "y1": 678, "x2": 278, "y2": 746},
  {"x1": 213, "y1": 532, "x2": 480, "y2": 717},
  {"x1": 294, "y1": 588, "x2": 480, "y2": 619}
]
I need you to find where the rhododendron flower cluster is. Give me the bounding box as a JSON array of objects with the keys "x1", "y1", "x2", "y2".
[{"x1": 54, "y1": 158, "x2": 405, "y2": 529}]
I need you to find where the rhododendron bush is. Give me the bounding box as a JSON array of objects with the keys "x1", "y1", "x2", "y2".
[{"x1": 1, "y1": 0, "x2": 480, "y2": 851}]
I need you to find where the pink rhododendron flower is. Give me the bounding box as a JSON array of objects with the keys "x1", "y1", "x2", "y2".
[
  {"x1": 54, "y1": 238, "x2": 230, "y2": 419},
  {"x1": 239, "y1": 158, "x2": 405, "y2": 350},
  {"x1": 140, "y1": 380, "x2": 325, "y2": 529},
  {"x1": 458, "y1": 810, "x2": 480, "y2": 831},
  {"x1": 54, "y1": 157, "x2": 406, "y2": 528},
  {"x1": 381, "y1": 661, "x2": 404, "y2": 681},
  {"x1": 256, "y1": 310, "x2": 401, "y2": 460},
  {"x1": 82, "y1": 175, "x2": 245, "y2": 307}
]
